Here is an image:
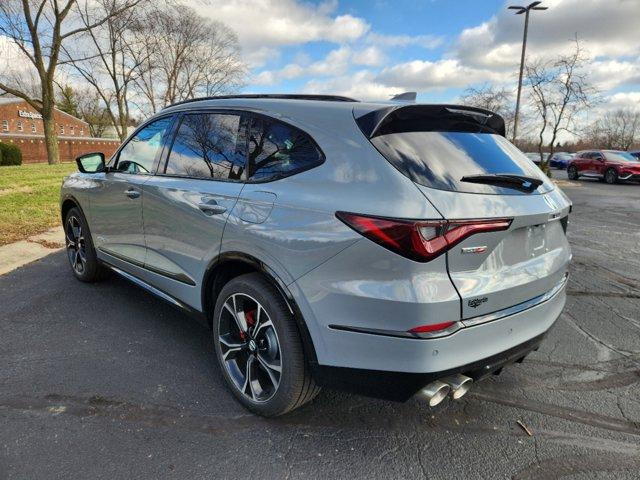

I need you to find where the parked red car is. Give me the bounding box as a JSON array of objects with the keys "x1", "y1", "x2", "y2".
[{"x1": 567, "y1": 150, "x2": 640, "y2": 184}]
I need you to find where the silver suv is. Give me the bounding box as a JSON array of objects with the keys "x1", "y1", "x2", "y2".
[{"x1": 61, "y1": 95, "x2": 572, "y2": 416}]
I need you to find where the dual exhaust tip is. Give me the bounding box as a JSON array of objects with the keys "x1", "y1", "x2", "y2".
[{"x1": 416, "y1": 374, "x2": 473, "y2": 407}]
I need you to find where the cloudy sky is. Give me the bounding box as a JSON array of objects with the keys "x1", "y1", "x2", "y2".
[
  {"x1": 194, "y1": 0, "x2": 639, "y2": 112},
  {"x1": 1, "y1": 0, "x2": 638, "y2": 118}
]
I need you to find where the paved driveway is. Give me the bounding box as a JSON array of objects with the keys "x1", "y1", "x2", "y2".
[{"x1": 1, "y1": 171, "x2": 639, "y2": 479}]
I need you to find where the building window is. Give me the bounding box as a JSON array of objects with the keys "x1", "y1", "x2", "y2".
[
  {"x1": 17, "y1": 121, "x2": 23, "y2": 132},
  {"x1": 31, "y1": 123, "x2": 36, "y2": 133},
  {"x1": 80, "y1": 128, "x2": 84, "y2": 136},
  {"x1": 1, "y1": 120, "x2": 8, "y2": 132},
  {"x1": 60, "y1": 125, "x2": 64, "y2": 135},
  {"x1": 70, "y1": 125, "x2": 74, "y2": 135}
]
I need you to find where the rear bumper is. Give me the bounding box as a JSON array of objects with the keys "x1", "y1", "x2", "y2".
[
  {"x1": 304, "y1": 277, "x2": 565, "y2": 374},
  {"x1": 312, "y1": 331, "x2": 546, "y2": 401},
  {"x1": 299, "y1": 273, "x2": 566, "y2": 400}
]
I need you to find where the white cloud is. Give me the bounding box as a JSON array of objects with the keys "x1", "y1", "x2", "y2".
[
  {"x1": 375, "y1": 59, "x2": 511, "y2": 91},
  {"x1": 302, "y1": 69, "x2": 403, "y2": 101},
  {"x1": 189, "y1": 1, "x2": 445, "y2": 70},
  {"x1": 0, "y1": 35, "x2": 33, "y2": 75},
  {"x1": 588, "y1": 58, "x2": 640, "y2": 91},
  {"x1": 252, "y1": 46, "x2": 387, "y2": 85},
  {"x1": 454, "y1": 0, "x2": 640, "y2": 70},
  {"x1": 245, "y1": 0, "x2": 640, "y2": 100},
  {"x1": 599, "y1": 91, "x2": 640, "y2": 113},
  {"x1": 352, "y1": 46, "x2": 386, "y2": 67},
  {"x1": 0, "y1": 35, "x2": 42, "y2": 97},
  {"x1": 191, "y1": 0, "x2": 370, "y2": 66},
  {"x1": 243, "y1": 47, "x2": 281, "y2": 70}
]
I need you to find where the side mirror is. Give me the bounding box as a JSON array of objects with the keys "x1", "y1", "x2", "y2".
[
  {"x1": 76, "y1": 152, "x2": 105, "y2": 173},
  {"x1": 595, "y1": 156, "x2": 604, "y2": 162}
]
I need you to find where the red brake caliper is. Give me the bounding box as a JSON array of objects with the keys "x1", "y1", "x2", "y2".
[{"x1": 244, "y1": 310, "x2": 256, "y2": 338}]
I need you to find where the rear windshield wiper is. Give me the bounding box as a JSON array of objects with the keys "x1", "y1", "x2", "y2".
[{"x1": 460, "y1": 173, "x2": 543, "y2": 193}]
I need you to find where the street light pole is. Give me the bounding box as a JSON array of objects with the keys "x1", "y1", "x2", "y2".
[{"x1": 509, "y1": 1, "x2": 547, "y2": 143}]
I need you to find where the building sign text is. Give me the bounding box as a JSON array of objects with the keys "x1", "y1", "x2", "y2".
[{"x1": 18, "y1": 110, "x2": 43, "y2": 120}]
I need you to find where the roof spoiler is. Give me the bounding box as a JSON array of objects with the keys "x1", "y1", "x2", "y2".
[{"x1": 354, "y1": 104, "x2": 506, "y2": 138}]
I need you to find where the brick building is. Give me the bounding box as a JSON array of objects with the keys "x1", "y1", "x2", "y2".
[{"x1": 0, "y1": 97, "x2": 120, "y2": 163}]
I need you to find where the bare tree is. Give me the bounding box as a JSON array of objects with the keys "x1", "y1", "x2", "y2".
[
  {"x1": 62, "y1": 0, "x2": 152, "y2": 141},
  {"x1": 587, "y1": 109, "x2": 640, "y2": 150},
  {"x1": 460, "y1": 84, "x2": 522, "y2": 140},
  {"x1": 0, "y1": 0, "x2": 142, "y2": 164},
  {"x1": 131, "y1": 5, "x2": 246, "y2": 116},
  {"x1": 525, "y1": 37, "x2": 599, "y2": 174}
]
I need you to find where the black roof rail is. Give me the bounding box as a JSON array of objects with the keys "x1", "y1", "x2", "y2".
[{"x1": 163, "y1": 94, "x2": 359, "y2": 109}]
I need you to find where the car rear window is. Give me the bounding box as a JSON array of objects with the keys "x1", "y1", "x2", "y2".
[{"x1": 370, "y1": 131, "x2": 552, "y2": 195}]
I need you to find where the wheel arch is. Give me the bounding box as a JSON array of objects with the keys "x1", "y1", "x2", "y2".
[
  {"x1": 202, "y1": 252, "x2": 318, "y2": 364},
  {"x1": 61, "y1": 195, "x2": 86, "y2": 223}
]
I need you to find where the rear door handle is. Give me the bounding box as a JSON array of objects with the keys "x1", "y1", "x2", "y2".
[
  {"x1": 124, "y1": 189, "x2": 140, "y2": 199},
  {"x1": 197, "y1": 202, "x2": 227, "y2": 216}
]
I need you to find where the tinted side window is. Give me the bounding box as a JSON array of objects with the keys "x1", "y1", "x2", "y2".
[
  {"x1": 116, "y1": 117, "x2": 173, "y2": 174},
  {"x1": 247, "y1": 117, "x2": 323, "y2": 182},
  {"x1": 165, "y1": 113, "x2": 246, "y2": 181}
]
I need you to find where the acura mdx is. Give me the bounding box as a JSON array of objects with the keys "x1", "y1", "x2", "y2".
[{"x1": 61, "y1": 95, "x2": 572, "y2": 416}]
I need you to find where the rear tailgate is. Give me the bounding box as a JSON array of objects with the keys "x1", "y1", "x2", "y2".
[
  {"x1": 414, "y1": 186, "x2": 571, "y2": 318},
  {"x1": 356, "y1": 103, "x2": 572, "y2": 320}
]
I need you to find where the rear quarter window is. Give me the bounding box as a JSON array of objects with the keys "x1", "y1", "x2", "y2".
[{"x1": 247, "y1": 117, "x2": 324, "y2": 182}]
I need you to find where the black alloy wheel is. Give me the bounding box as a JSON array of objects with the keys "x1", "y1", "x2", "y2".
[
  {"x1": 213, "y1": 273, "x2": 320, "y2": 416},
  {"x1": 64, "y1": 207, "x2": 108, "y2": 282},
  {"x1": 218, "y1": 292, "x2": 282, "y2": 403},
  {"x1": 65, "y1": 214, "x2": 87, "y2": 275}
]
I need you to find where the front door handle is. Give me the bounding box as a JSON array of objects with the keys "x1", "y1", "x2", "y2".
[
  {"x1": 197, "y1": 202, "x2": 227, "y2": 216},
  {"x1": 124, "y1": 189, "x2": 140, "y2": 199}
]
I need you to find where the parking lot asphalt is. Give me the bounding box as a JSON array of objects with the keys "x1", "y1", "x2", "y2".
[{"x1": 1, "y1": 170, "x2": 639, "y2": 480}]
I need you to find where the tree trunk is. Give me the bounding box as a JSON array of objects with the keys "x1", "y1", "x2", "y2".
[{"x1": 42, "y1": 113, "x2": 60, "y2": 165}]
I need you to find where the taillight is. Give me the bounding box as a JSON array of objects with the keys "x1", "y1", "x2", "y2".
[{"x1": 336, "y1": 211, "x2": 512, "y2": 262}]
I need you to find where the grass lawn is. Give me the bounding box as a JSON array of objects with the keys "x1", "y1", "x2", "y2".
[{"x1": 0, "y1": 163, "x2": 76, "y2": 245}]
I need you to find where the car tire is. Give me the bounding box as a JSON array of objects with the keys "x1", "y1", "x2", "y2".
[
  {"x1": 605, "y1": 168, "x2": 618, "y2": 184},
  {"x1": 64, "y1": 207, "x2": 109, "y2": 282},
  {"x1": 213, "y1": 273, "x2": 320, "y2": 417},
  {"x1": 567, "y1": 165, "x2": 579, "y2": 180}
]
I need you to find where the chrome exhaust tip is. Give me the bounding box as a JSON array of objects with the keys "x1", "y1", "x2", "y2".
[
  {"x1": 416, "y1": 380, "x2": 451, "y2": 407},
  {"x1": 443, "y1": 374, "x2": 473, "y2": 400}
]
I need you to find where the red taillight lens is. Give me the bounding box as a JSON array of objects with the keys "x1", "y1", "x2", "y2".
[{"x1": 336, "y1": 212, "x2": 511, "y2": 262}]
